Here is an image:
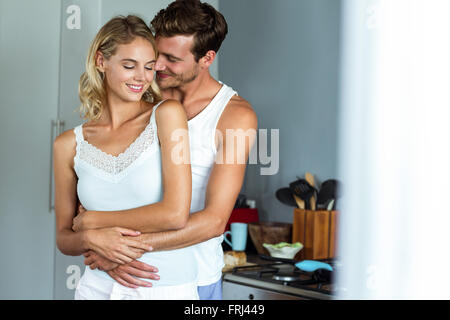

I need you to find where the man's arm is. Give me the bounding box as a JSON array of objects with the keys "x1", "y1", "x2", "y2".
[
  {"x1": 139, "y1": 96, "x2": 258, "y2": 250},
  {"x1": 84, "y1": 97, "x2": 257, "y2": 288}
]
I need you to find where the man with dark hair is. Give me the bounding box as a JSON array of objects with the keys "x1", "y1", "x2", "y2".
[
  {"x1": 151, "y1": 0, "x2": 228, "y2": 62},
  {"x1": 83, "y1": 0, "x2": 257, "y2": 300}
]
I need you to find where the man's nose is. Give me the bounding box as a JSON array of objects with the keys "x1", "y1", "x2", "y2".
[{"x1": 155, "y1": 57, "x2": 165, "y2": 71}]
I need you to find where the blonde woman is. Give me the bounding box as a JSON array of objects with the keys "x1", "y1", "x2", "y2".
[{"x1": 53, "y1": 15, "x2": 197, "y2": 299}]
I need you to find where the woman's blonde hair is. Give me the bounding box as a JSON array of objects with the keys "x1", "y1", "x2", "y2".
[{"x1": 79, "y1": 15, "x2": 162, "y2": 121}]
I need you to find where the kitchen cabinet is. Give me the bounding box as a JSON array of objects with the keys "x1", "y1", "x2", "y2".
[
  {"x1": 0, "y1": 0, "x2": 60, "y2": 299},
  {"x1": 52, "y1": 0, "x2": 103, "y2": 300}
]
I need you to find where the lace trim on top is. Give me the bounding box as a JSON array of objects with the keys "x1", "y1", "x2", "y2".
[{"x1": 77, "y1": 121, "x2": 155, "y2": 175}]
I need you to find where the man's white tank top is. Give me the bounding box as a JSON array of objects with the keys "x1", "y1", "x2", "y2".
[
  {"x1": 73, "y1": 100, "x2": 198, "y2": 287},
  {"x1": 188, "y1": 82, "x2": 238, "y2": 286}
]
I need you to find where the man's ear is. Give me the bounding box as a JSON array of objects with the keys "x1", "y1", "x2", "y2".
[
  {"x1": 95, "y1": 50, "x2": 106, "y2": 72},
  {"x1": 199, "y1": 50, "x2": 216, "y2": 69}
]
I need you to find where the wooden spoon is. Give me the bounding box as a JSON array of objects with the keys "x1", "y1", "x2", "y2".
[
  {"x1": 305, "y1": 172, "x2": 316, "y2": 210},
  {"x1": 293, "y1": 194, "x2": 305, "y2": 210}
]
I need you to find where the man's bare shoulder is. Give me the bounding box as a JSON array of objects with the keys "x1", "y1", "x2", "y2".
[
  {"x1": 228, "y1": 95, "x2": 253, "y2": 113},
  {"x1": 219, "y1": 95, "x2": 257, "y2": 130}
]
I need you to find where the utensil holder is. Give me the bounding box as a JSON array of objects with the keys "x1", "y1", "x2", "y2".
[{"x1": 292, "y1": 209, "x2": 339, "y2": 260}]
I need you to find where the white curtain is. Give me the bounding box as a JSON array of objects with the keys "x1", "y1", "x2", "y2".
[{"x1": 337, "y1": 0, "x2": 450, "y2": 299}]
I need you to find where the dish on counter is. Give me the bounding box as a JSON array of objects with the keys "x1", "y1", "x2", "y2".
[{"x1": 263, "y1": 242, "x2": 303, "y2": 259}]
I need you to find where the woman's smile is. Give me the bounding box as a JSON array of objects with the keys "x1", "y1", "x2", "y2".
[{"x1": 126, "y1": 83, "x2": 144, "y2": 93}]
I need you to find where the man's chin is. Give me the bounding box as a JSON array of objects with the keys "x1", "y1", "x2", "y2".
[
  {"x1": 156, "y1": 79, "x2": 176, "y2": 90},
  {"x1": 156, "y1": 82, "x2": 168, "y2": 90}
]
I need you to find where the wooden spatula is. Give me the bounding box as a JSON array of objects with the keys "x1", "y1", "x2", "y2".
[
  {"x1": 290, "y1": 179, "x2": 314, "y2": 210},
  {"x1": 305, "y1": 172, "x2": 316, "y2": 210},
  {"x1": 293, "y1": 194, "x2": 305, "y2": 210}
]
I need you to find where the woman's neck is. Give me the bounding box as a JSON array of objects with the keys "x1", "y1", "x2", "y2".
[{"x1": 100, "y1": 93, "x2": 147, "y2": 129}]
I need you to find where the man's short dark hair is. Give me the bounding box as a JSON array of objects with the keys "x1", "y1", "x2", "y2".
[{"x1": 151, "y1": 0, "x2": 228, "y2": 61}]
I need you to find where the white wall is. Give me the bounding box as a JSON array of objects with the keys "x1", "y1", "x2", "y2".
[{"x1": 219, "y1": 0, "x2": 342, "y2": 223}]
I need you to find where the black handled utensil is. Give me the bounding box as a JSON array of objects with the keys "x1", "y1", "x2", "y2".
[
  {"x1": 289, "y1": 179, "x2": 317, "y2": 210},
  {"x1": 316, "y1": 179, "x2": 340, "y2": 210},
  {"x1": 275, "y1": 188, "x2": 298, "y2": 207}
]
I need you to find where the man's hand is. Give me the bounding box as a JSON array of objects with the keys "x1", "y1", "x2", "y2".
[
  {"x1": 84, "y1": 250, "x2": 118, "y2": 271},
  {"x1": 106, "y1": 262, "x2": 160, "y2": 288},
  {"x1": 83, "y1": 239, "x2": 161, "y2": 289},
  {"x1": 72, "y1": 204, "x2": 88, "y2": 232}
]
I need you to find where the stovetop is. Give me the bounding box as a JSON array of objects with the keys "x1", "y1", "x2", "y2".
[{"x1": 223, "y1": 259, "x2": 338, "y2": 300}]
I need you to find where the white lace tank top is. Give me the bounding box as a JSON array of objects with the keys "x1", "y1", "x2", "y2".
[{"x1": 73, "y1": 100, "x2": 198, "y2": 287}]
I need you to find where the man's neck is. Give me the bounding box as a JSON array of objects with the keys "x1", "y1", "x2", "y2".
[{"x1": 162, "y1": 71, "x2": 221, "y2": 110}]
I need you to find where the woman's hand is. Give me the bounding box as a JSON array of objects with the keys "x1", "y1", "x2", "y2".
[{"x1": 85, "y1": 227, "x2": 152, "y2": 264}]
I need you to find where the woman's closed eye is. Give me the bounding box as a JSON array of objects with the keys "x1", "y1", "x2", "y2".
[{"x1": 123, "y1": 65, "x2": 153, "y2": 71}]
